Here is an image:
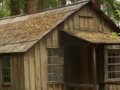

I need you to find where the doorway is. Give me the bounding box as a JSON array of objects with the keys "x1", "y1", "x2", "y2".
[{"x1": 64, "y1": 45, "x2": 94, "y2": 90}]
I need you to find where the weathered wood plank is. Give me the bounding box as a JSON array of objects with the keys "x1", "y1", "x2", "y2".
[
  {"x1": 113, "y1": 85, "x2": 117, "y2": 90},
  {"x1": 29, "y1": 47, "x2": 35, "y2": 90},
  {"x1": 24, "y1": 52, "x2": 30, "y2": 90},
  {"x1": 87, "y1": 6, "x2": 94, "y2": 31},
  {"x1": 104, "y1": 47, "x2": 108, "y2": 82},
  {"x1": 73, "y1": 12, "x2": 79, "y2": 30},
  {"x1": 92, "y1": 47, "x2": 98, "y2": 90},
  {"x1": 64, "y1": 19, "x2": 69, "y2": 30},
  {"x1": 48, "y1": 85, "x2": 53, "y2": 90},
  {"x1": 40, "y1": 37, "x2": 47, "y2": 90},
  {"x1": 53, "y1": 29, "x2": 59, "y2": 48},
  {"x1": 47, "y1": 32, "x2": 53, "y2": 48},
  {"x1": 79, "y1": 8, "x2": 85, "y2": 30},
  {"x1": 35, "y1": 42, "x2": 41, "y2": 90},
  {"x1": 84, "y1": 6, "x2": 89, "y2": 30},
  {"x1": 117, "y1": 85, "x2": 120, "y2": 90},
  {"x1": 17, "y1": 54, "x2": 21, "y2": 90},
  {"x1": 0, "y1": 56, "x2": 2, "y2": 90},
  {"x1": 20, "y1": 54, "x2": 24, "y2": 90},
  {"x1": 103, "y1": 22, "x2": 107, "y2": 33},
  {"x1": 99, "y1": 19, "x2": 103, "y2": 32},
  {"x1": 68, "y1": 16, "x2": 73, "y2": 30},
  {"x1": 93, "y1": 10, "x2": 99, "y2": 32},
  {"x1": 13, "y1": 55, "x2": 18, "y2": 90},
  {"x1": 108, "y1": 85, "x2": 112, "y2": 90},
  {"x1": 59, "y1": 85, "x2": 62, "y2": 90},
  {"x1": 68, "y1": 84, "x2": 94, "y2": 87}
]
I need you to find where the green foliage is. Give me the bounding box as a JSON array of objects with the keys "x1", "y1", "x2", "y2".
[
  {"x1": 101, "y1": 0, "x2": 120, "y2": 23},
  {"x1": 46, "y1": 0, "x2": 60, "y2": 7},
  {"x1": 0, "y1": 0, "x2": 10, "y2": 18},
  {"x1": 115, "y1": 10, "x2": 120, "y2": 22},
  {"x1": 112, "y1": 32, "x2": 120, "y2": 38}
]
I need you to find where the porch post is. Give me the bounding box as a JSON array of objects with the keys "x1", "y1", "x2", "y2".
[{"x1": 93, "y1": 46, "x2": 98, "y2": 90}]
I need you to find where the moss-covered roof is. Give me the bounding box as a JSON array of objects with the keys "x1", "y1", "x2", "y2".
[{"x1": 0, "y1": 1, "x2": 88, "y2": 53}]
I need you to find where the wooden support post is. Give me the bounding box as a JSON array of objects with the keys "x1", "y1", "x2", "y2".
[{"x1": 93, "y1": 46, "x2": 98, "y2": 90}]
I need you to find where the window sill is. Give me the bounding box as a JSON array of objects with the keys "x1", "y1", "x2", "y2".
[
  {"x1": 48, "y1": 82, "x2": 66, "y2": 84},
  {"x1": 101, "y1": 81, "x2": 120, "y2": 85},
  {"x1": 1, "y1": 83, "x2": 11, "y2": 86}
]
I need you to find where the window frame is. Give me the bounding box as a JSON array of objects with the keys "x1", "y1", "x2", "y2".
[
  {"x1": 2, "y1": 55, "x2": 11, "y2": 85},
  {"x1": 105, "y1": 45, "x2": 120, "y2": 81},
  {"x1": 47, "y1": 48, "x2": 64, "y2": 83}
]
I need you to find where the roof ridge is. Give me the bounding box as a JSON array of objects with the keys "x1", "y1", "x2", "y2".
[{"x1": 37, "y1": 0, "x2": 89, "y2": 12}]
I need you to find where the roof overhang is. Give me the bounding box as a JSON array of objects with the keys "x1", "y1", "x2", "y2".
[
  {"x1": 62, "y1": 30, "x2": 120, "y2": 45},
  {"x1": 0, "y1": 41, "x2": 37, "y2": 54}
]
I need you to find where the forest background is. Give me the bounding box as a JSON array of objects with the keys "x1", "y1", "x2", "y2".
[{"x1": 0, "y1": 0, "x2": 120, "y2": 25}]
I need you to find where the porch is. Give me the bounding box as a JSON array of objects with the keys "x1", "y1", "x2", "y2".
[{"x1": 56, "y1": 30, "x2": 120, "y2": 90}]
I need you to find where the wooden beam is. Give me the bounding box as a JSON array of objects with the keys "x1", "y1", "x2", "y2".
[
  {"x1": 79, "y1": 15, "x2": 94, "y2": 18},
  {"x1": 102, "y1": 82, "x2": 120, "y2": 85},
  {"x1": 67, "y1": 84, "x2": 94, "y2": 87},
  {"x1": 93, "y1": 46, "x2": 98, "y2": 90}
]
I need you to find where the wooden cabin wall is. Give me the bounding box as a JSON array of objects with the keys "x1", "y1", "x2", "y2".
[
  {"x1": 0, "y1": 53, "x2": 24, "y2": 90},
  {"x1": 63, "y1": 5, "x2": 115, "y2": 33},
  {"x1": 103, "y1": 45, "x2": 120, "y2": 90},
  {"x1": 24, "y1": 28, "x2": 66, "y2": 90},
  {"x1": 105, "y1": 84, "x2": 120, "y2": 90}
]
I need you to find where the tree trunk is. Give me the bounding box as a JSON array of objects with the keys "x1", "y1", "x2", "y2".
[
  {"x1": 92, "y1": 0, "x2": 101, "y2": 8},
  {"x1": 60, "y1": 0, "x2": 66, "y2": 6},
  {"x1": 37, "y1": 0, "x2": 46, "y2": 11},
  {"x1": 11, "y1": 0, "x2": 20, "y2": 15},
  {"x1": 24, "y1": 0, "x2": 36, "y2": 13}
]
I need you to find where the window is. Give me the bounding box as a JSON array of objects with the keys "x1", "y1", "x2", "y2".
[
  {"x1": 48, "y1": 48, "x2": 64, "y2": 82},
  {"x1": 107, "y1": 49, "x2": 120, "y2": 80},
  {"x1": 2, "y1": 55, "x2": 11, "y2": 83}
]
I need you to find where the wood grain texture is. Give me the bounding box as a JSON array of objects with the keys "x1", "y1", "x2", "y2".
[
  {"x1": 68, "y1": 16, "x2": 73, "y2": 30},
  {"x1": 53, "y1": 29, "x2": 59, "y2": 48},
  {"x1": 24, "y1": 53, "x2": 30, "y2": 90},
  {"x1": 35, "y1": 42, "x2": 41, "y2": 90},
  {"x1": 73, "y1": 12, "x2": 79, "y2": 30},
  {"x1": 40, "y1": 37, "x2": 47, "y2": 90},
  {"x1": 29, "y1": 47, "x2": 36, "y2": 90}
]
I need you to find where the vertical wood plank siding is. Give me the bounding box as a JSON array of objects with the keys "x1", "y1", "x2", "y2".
[
  {"x1": 0, "y1": 54, "x2": 24, "y2": 90},
  {"x1": 104, "y1": 45, "x2": 120, "y2": 90},
  {"x1": 64, "y1": 5, "x2": 114, "y2": 33},
  {"x1": 63, "y1": 4, "x2": 119, "y2": 90},
  {"x1": 104, "y1": 84, "x2": 120, "y2": 90},
  {"x1": 0, "y1": 4, "x2": 118, "y2": 90},
  {"x1": 24, "y1": 28, "x2": 66, "y2": 90}
]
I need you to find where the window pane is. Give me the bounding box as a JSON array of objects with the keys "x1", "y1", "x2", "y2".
[
  {"x1": 53, "y1": 73, "x2": 64, "y2": 82},
  {"x1": 53, "y1": 57, "x2": 64, "y2": 64},
  {"x1": 2, "y1": 55, "x2": 11, "y2": 83},
  {"x1": 48, "y1": 48, "x2": 64, "y2": 82},
  {"x1": 107, "y1": 49, "x2": 120, "y2": 80},
  {"x1": 48, "y1": 74, "x2": 53, "y2": 81},
  {"x1": 48, "y1": 66, "x2": 53, "y2": 73},
  {"x1": 109, "y1": 72, "x2": 120, "y2": 79},
  {"x1": 108, "y1": 58, "x2": 112, "y2": 63},
  {"x1": 53, "y1": 65, "x2": 63, "y2": 73},
  {"x1": 116, "y1": 58, "x2": 120, "y2": 63},
  {"x1": 3, "y1": 60, "x2": 10, "y2": 68},
  {"x1": 53, "y1": 49, "x2": 64, "y2": 57},
  {"x1": 48, "y1": 49, "x2": 53, "y2": 56},
  {"x1": 48, "y1": 57, "x2": 53, "y2": 64},
  {"x1": 3, "y1": 69, "x2": 10, "y2": 75}
]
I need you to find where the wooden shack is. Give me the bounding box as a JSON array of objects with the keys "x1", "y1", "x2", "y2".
[{"x1": 0, "y1": 1, "x2": 120, "y2": 90}]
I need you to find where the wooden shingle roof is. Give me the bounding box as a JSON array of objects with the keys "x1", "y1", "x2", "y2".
[
  {"x1": 0, "y1": 1, "x2": 88, "y2": 53},
  {"x1": 62, "y1": 30, "x2": 120, "y2": 44}
]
